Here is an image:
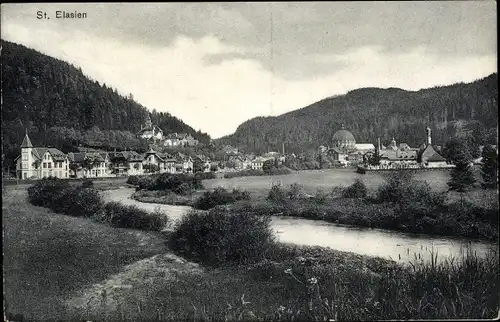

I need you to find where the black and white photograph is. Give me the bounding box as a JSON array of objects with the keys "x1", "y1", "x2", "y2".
[{"x1": 1, "y1": 2, "x2": 498, "y2": 321}]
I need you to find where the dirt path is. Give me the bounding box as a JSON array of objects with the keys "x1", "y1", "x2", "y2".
[{"x1": 2, "y1": 187, "x2": 197, "y2": 320}]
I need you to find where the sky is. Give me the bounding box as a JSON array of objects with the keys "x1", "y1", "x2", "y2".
[{"x1": 1, "y1": 2, "x2": 497, "y2": 138}]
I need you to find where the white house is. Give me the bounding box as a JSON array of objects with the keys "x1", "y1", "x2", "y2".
[{"x1": 15, "y1": 133, "x2": 69, "y2": 180}]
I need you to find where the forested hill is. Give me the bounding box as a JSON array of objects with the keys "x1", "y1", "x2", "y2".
[
  {"x1": 1, "y1": 40, "x2": 210, "y2": 166},
  {"x1": 217, "y1": 74, "x2": 498, "y2": 154}
]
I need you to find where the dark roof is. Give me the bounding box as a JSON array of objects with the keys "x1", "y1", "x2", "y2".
[
  {"x1": 327, "y1": 147, "x2": 344, "y2": 154},
  {"x1": 427, "y1": 152, "x2": 447, "y2": 162},
  {"x1": 333, "y1": 129, "x2": 356, "y2": 142},
  {"x1": 20, "y1": 133, "x2": 33, "y2": 148},
  {"x1": 34, "y1": 148, "x2": 67, "y2": 161}
]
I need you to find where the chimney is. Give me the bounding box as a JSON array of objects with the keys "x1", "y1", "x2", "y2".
[
  {"x1": 377, "y1": 137, "x2": 381, "y2": 151},
  {"x1": 282, "y1": 142, "x2": 285, "y2": 155},
  {"x1": 426, "y1": 127, "x2": 432, "y2": 146}
]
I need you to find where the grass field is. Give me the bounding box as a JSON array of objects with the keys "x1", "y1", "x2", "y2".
[
  {"x1": 203, "y1": 168, "x2": 451, "y2": 197},
  {"x1": 2, "y1": 186, "x2": 175, "y2": 320}
]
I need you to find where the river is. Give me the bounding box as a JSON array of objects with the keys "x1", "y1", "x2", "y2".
[{"x1": 101, "y1": 188, "x2": 495, "y2": 265}]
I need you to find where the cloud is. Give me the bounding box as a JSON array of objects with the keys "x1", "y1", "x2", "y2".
[{"x1": 1, "y1": 3, "x2": 496, "y2": 138}]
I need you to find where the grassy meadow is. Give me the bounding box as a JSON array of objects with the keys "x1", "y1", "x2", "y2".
[{"x1": 3, "y1": 178, "x2": 500, "y2": 321}]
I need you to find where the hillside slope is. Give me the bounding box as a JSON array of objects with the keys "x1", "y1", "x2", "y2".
[
  {"x1": 217, "y1": 74, "x2": 498, "y2": 154},
  {"x1": 1, "y1": 40, "x2": 210, "y2": 166}
]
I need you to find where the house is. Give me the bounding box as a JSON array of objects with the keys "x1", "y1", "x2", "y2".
[
  {"x1": 418, "y1": 127, "x2": 450, "y2": 168},
  {"x1": 108, "y1": 151, "x2": 144, "y2": 176},
  {"x1": 143, "y1": 148, "x2": 164, "y2": 173},
  {"x1": 15, "y1": 133, "x2": 70, "y2": 180},
  {"x1": 164, "y1": 133, "x2": 199, "y2": 147},
  {"x1": 354, "y1": 144, "x2": 376, "y2": 153},
  {"x1": 326, "y1": 147, "x2": 349, "y2": 165},
  {"x1": 379, "y1": 150, "x2": 418, "y2": 166},
  {"x1": 137, "y1": 114, "x2": 164, "y2": 141},
  {"x1": 250, "y1": 157, "x2": 267, "y2": 170},
  {"x1": 67, "y1": 152, "x2": 110, "y2": 178},
  {"x1": 419, "y1": 145, "x2": 448, "y2": 168},
  {"x1": 174, "y1": 152, "x2": 194, "y2": 173}
]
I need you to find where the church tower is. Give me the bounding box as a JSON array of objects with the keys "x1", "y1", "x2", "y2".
[{"x1": 145, "y1": 114, "x2": 153, "y2": 129}]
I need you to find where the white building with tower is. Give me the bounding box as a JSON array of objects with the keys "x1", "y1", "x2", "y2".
[{"x1": 15, "y1": 132, "x2": 69, "y2": 180}]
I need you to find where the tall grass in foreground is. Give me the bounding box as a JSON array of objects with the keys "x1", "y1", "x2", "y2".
[{"x1": 58, "y1": 244, "x2": 498, "y2": 321}]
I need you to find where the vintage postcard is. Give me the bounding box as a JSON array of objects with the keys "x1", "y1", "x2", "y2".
[{"x1": 2, "y1": 2, "x2": 498, "y2": 321}]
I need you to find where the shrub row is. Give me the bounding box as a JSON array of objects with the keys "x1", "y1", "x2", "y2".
[
  {"x1": 27, "y1": 177, "x2": 168, "y2": 231},
  {"x1": 194, "y1": 187, "x2": 251, "y2": 210},
  {"x1": 223, "y1": 167, "x2": 291, "y2": 179},
  {"x1": 193, "y1": 171, "x2": 216, "y2": 180},
  {"x1": 128, "y1": 173, "x2": 203, "y2": 195}
]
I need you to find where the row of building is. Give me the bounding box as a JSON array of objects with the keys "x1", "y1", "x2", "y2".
[
  {"x1": 15, "y1": 133, "x2": 205, "y2": 180},
  {"x1": 318, "y1": 126, "x2": 450, "y2": 168}
]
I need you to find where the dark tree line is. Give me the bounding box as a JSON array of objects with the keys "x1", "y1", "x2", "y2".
[
  {"x1": 1, "y1": 40, "x2": 211, "y2": 169},
  {"x1": 218, "y1": 74, "x2": 498, "y2": 154}
]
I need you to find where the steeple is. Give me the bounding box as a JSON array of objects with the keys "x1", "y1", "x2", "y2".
[
  {"x1": 145, "y1": 113, "x2": 152, "y2": 129},
  {"x1": 21, "y1": 131, "x2": 33, "y2": 148}
]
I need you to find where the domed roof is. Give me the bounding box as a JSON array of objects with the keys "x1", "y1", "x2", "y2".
[
  {"x1": 332, "y1": 125, "x2": 356, "y2": 151},
  {"x1": 333, "y1": 129, "x2": 356, "y2": 142}
]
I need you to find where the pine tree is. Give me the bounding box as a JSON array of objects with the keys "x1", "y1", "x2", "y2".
[
  {"x1": 448, "y1": 161, "x2": 476, "y2": 206},
  {"x1": 481, "y1": 144, "x2": 498, "y2": 189}
]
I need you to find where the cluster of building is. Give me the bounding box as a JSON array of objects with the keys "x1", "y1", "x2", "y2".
[
  {"x1": 318, "y1": 125, "x2": 451, "y2": 169},
  {"x1": 223, "y1": 150, "x2": 286, "y2": 171},
  {"x1": 136, "y1": 114, "x2": 199, "y2": 147},
  {"x1": 15, "y1": 132, "x2": 211, "y2": 180}
]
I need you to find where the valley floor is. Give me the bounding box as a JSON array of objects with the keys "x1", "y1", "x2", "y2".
[{"x1": 3, "y1": 185, "x2": 498, "y2": 321}]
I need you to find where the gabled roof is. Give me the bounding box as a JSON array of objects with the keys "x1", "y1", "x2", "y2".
[
  {"x1": 427, "y1": 152, "x2": 447, "y2": 162},
  {"x1": 35, "y1": 148, "x2": 67, "y2": 161},
  {"x1": 327, "y1": 147, "x2": 344, "y2": 154},
  {"x1": 20, "y1": 133, "x2": 33, "y2": 148}
]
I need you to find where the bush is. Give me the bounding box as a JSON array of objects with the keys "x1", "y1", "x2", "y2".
[
  {"x1": 267, "y1": 182, "x2": 287, "y2": 203},
  {"x1": 194, "y1": 187, "x2": 251, "y2": 210},
  {"x1": 28, "y1": 177, "x2": 103, "y2": 218},
  {"x1": 287, "y1": 183, "x2": 305, "y2": 200},
  {"x1": 94, "y1": 202, "x2": 168, "y2": 231},
  {"x1": 149, "y1": 173, "x2": 203, "y2": 194},
  {"x1": 126, "y1": 175, "x2": 140, "y2": 185},
  {"x1": 223, "y1": 169, "x2": 266, "y2": 179},
  {"x1": 169, "y1": 208, "x2": 276, "y2": 266},
  {"x1": 194, "y1": 171, "x2": 216, "y2": 180},
  {"x1": 81, "y1": 179, "x2": 94, "y2": 188},
  {"x1": 343, "y1": 179, "x2": 367, "y2": 198},
  {"x1": 377, "y1": 172, "x2": 445, "y2": 206},
  {"x1": 27, "y1": 177, "x2": 70, "y2": 208},
  {"x1": 61, "y1": 187, "x2": 103, "y2": 217}
]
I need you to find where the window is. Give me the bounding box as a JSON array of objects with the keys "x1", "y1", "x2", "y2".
[
  {"x1": 22, "y1": 153, "x2": 28, "y2": 161},
  {"x1": 23, "y1": 173, "x2": 27, "y2": 179},
  {"x1": 43, "y1": 163, "x2": 47, "y2": 169},
  {"x1": 48, "y1": 163, "x2": 52, "y2": 169}
]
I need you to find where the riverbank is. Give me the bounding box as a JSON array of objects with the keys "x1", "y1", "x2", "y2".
[
  {"x1": 128, "y1": 184, "x2": 499, "y2": 241},
  {"x1": 4, "y1": 185, "x2": 498, "y2": 320}
]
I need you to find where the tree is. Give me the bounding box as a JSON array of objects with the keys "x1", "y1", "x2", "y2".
[
  {"x1": 262, "y1": 159, "x2": 275, "y2": 173},
  {"x1": 448, "y1": 161, "x2": 476, "y2": 207},
  {"x1": 481, "y1": 144, "x2": 498, "y2": 189},
  {"x1": 143, "y1": 164, "x2": 160, "y2": 174},
  {"x1": 193, "y1": 158, "x2": 205, "y2": 173},
  {"x1": 69, "y1": 162, "x2": 80, "y2": 177},
  {"x1": 442, "y1": 137, "x2": 473, "y2": 165},
  {"x1": 366, "y1": 150, "x2": 381, "y2": 166}
]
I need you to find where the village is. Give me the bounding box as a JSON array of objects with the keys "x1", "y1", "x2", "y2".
[{"x1": 15, "y1": 113, "x2": 459, "y2": 181}]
